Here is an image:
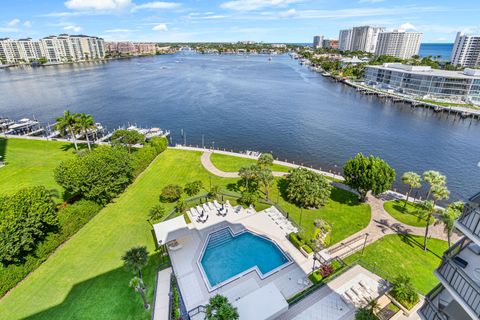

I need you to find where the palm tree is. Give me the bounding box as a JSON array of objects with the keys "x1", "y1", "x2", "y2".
[
  {"x1": 436, "y1": 201, "x2": 463, "y2": 247},
  {"x1": 129, "y1": 276, "x2": 150, "y2": 310},
  {"x1": 148, "y1": 204, "x2": 165, "y2": 224},
  {"x1": 422, "y1": 170, "x2": 446, "y2": 200},
  {"x1": 417, "y1": 185, "x2": 450, "y2": 251},
  {"x1": 55, "y1": 110, "x2": 80, "y2": 150},
  {"x1": 205, "y1": 294, "x2": 238, "y2": 320},
  {"x1": 78, "y1": 113, "x2": 95, "y2": 150},
  {"x1": 122, "y1": 246, "x2": 149, "y2": 282},
  {"x1": 401, "y1": 172, "x2": 421, "y2": 207},
  {"x1": 257, "y1": 168, "x2": 274, "y2": 200}
]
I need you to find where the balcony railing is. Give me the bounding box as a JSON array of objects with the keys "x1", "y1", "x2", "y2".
[
  {"x1": 457, "y1": 205, "x2": 480, "y2": 240},
  {"x1": 436, "y1": 259, "x2": 480, "y2": 318},
  {"x1": 419, "y1": 284, "x2": 448, "y2": 320},
  {"x1": 419, "y1": 300, "x2": 448, "y2": 320}
]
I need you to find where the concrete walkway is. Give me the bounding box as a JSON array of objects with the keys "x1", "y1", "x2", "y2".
[
  {"x1": 153, "y1": 267, "x2": 172, "y2": 320},
  {"x1": 191, "y1": 148, "x2": 456, "y2": 260}
]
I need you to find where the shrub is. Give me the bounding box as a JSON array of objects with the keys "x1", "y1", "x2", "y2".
[
  {"x1": 160, "y1": 185, "x2": 183, "y2": 203},
  {"x1": 308, "y1": 271, "x2": 323, "y2": 284},
  {"x1": 238, "y1": 191, "x2": 258, "y2": 206},
  {"x1": 289, "y1": 232, "x2": 303, "y2": 249},
  {"x1": 302, "y1": 244, "x2": 313, "y2": 254},
  {"x1": 148, "y1": 136, "x2": 168, "y2": 154},
  {"x1": 390, "y1": 275, "x2": 419, "y2": 310},
  {"x1": 355, "y1": 308, "x2": 379, "y2": 320},
  {"x1": 318, "y1": 263, "x2": 335, "y2": 278},
  {"x1": 0, "y1": 187, "x2": 57, "y2": 265},
  {"x1": 54, "y1": 146, "x2": 133, "y2": 205},
  {"x1": 111, "y1": 129, "x2": 144, "y2": 153},
  {"x1": 0, "y1": 200, "x2": 101, "y2": 297},
  {"x1": 205, "y1": 294, "x2": 238, "y2": 320},
  {"x1": 285, "y1": 168, "x2": 332, "y2": 208},
  {"x1": 131, "y1": 145, "x2": 157, "y2": 177}
]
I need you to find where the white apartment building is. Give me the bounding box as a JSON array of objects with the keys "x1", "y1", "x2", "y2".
[
  {"x1": 350, "y1": 26, "x2": 385, "y2": 53},
  {"x1": 313, "y1": 35, "x2": 323, "y2": 48},
  {"x1": 338, "y1": 29, "x2": 353, "y2": 51},
  {"x1": 374, "y1": 30, "x2": 422, "y2": 59},
  {"x1": 0, "y1": 34, "x2": 105, "y2": 64},
  {"x1": 419, "y1": 193, "x2": 480, "y2": 320},
  {"x1": 450, "y1": 32, "x2": 480, "y2": 68}
]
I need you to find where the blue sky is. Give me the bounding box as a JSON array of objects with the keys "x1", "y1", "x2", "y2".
[{"x1": 0, "y1": 0, "x2": 479, "y2": 43}]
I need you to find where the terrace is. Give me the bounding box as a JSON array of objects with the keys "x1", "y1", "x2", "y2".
[
  {"x1": 153, "y1": 203, "x2": 314, "y2": 318},
  {"x1": 434, "y1": 237, "x2": 480, "y2": 319}
]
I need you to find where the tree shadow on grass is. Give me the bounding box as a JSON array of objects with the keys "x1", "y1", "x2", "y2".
[
  {"x1": 0, "y1": 138, "x2": 7, "y2": 165},
  {"x1": 397, "y1": 234, "x2": 443, "y2": 259},
  {"x1": 329, "y1": 188, "x2": 358, "y2": 206},
  {"x1": 25, "y1": 252, "x2": 169, "y2": 320}
]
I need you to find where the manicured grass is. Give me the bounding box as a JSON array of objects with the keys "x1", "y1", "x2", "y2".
[
  {"x1": 0, "y1": 138, "x2": 81, "y2": 197},
  {"x1": 344, "y1": 234, "x2": 448, "y2": 294},
  {"x1": 270, "y1": 182, "x2": 371, "y2": 246},
  {"x1": 210, "y1": 152, "x2": 291, "y2": 173},
  {"x1": 0, "y1": 147, "x2": 368, "y2": 319},
  {"x1": 0, "y1": 149, "x2": 236, "y2": 320},
  {"x1": 384, "y1": 200, "x2": 432, "y2": 227}
]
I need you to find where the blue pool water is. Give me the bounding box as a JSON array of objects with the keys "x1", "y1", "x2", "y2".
[{"x1": 200, "y1": 229, "x2": 289, "y2": 288}]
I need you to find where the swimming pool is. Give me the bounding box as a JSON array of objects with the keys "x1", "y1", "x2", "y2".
[{"x1": 199, "y1": 228, "x2": 291, "y2": 289}]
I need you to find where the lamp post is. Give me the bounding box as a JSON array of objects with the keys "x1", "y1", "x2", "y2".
[
  {"x1": 299, "y1": 207, "x2": 303, "y2": 229},
  {"x1": 362, "y1": 233, "x2": 369, "y2": 255}
]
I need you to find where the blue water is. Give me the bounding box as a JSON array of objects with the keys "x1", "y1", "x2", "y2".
[
  {"x1": 419, "y1": 43, "x2": 453, "y2": 61},
  {"x1": 0, "y1": 53, "x2": 479, "y2": 201},
  {"x1": 200, "y1": 229, "x2": 289, "y2": 287}
]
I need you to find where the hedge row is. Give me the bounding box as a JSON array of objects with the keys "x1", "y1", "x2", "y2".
[
  {"x1": 288, "y1": 232, "x2": 313, "y2": 254},
  {"x1": 131, "y1": 137, "x2": 168, "y2": 177},
  {"x1": 0, "y1": 200, "x2": 102, "y2": 297}
]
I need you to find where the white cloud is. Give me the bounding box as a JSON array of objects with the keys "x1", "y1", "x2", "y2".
[
  {"x1": 399, "y1": 22, "x2": 417, "y2": 31},
  {"x1": 7, "y1": 18, "x2": 21, "y2": 27},
  {"x1": 0, "y1": 27, "x2": 19, "y2": 33},
  {"x1": 152, "y1": 23, "x2": 168, "y2": 31},
  {"x1": 278, "y1": 8, "x2": 296, "y2": 18},
  {"x1": 64, "y1": 0, "x2": 132, "y2": 11},
  {"x1": 63, "y1": 25, "x2": 82, "y2": 32},
  {"x1": 132, "y1": 1, "x2": 180, "y2": 11},
  {"x1": 221, "y1": 0, "x2": 300, "y2": 11},
  {"x1": 23, "y1": 21, "x2": 32, "y2": 28}
]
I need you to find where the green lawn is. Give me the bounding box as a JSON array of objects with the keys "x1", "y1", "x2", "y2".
[
  {"x1": 384, "y1": 200, "x2": 432, "y2": 227},
  {"x1": 0, "y1": 147, "x2": 369, "y2": 319},
  {"x1": 0, "y1": 149, "x2": 236, "y2": 320},
  {"x1": 210, "y1": 152, "x2": 291, "y2": 173},
  {"x1": 271, "y1": 184, "x2": 371, "y2": 246},
  {"x1": 344, "y1": 234, "x2": 448, "y2": 294},
  {"x1": 0, "y1": 138, "x2": 81, "y2": 197}
]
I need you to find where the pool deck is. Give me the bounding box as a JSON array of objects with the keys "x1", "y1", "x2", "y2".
[{"x1": 168, "y1": 206, "x2": 312, "y2": 312}]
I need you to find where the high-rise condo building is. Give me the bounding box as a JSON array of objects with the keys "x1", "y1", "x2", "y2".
[
  {"x1": 419, "y1": 192, "x2": 480, "y2": 320},
  {"x1": 350, "y1": 26, "x2": 385, "y2": 53},
  {"x1": 313, "y1": 35, "x2": 323, "y2": 48},
  {"x1": 374, "y1": 30, "x2": 422, "y2": 59},
  {"x1": 0, "y1": 34, "x2": 105, "y2": 64},
  {"x1": 338, "y1": 29, "x2": 353, "y2": 51},
  {"x1": 450, "y1": 32, "x2": 480, "y2": 68}
]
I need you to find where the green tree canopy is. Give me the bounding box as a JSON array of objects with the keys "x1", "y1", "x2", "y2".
[
  {"x1": 401, "y1": 172, "x2": 422, "y2": 207},
  {"x1": 285, "y1": 168, "x2": 332, "y2": 208},
  {"x1": 343, "y1": 154, "x2": 396, "y2": 201},
  {"x1": 238, "y1": 164, "x2": 260, "y2": 191},
  {"x1": 55, "y1": 110, "x2": 80, "y2": 150},
  {"x1": 159, "y1": 184, "x2": 183, "y2": 203},
  {"x1": 205, "y1": 294, "x2": 239, "y2": 320},
  {"x1": 0, "y1": 186, "x2": 57, "y2": 265},
  {"x1": 184, "y1": 180, "x2": 203, "y2": 197},
  {"x1": 436, "y1": 201, "x2": 463, "y2": 247},
  {"x1": 54, "y1": 146, "x2": 133, "y2": 204},
  {"x1": 257, "y1": 153, "x2": 274, "y2": 169},
  {"x1": 122, "y1": 246, "x2": 149, "y2": 282},
  {"x1": 111, "y1": 129, "x2": 145, "y2": 153}
]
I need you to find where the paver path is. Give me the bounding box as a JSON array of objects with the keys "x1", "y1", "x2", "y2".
[{"x1": 193, "y1": 148, "x2": 457, "y2": 259}]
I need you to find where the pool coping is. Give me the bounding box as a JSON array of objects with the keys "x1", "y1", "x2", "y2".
[{"x1": 196, "y1": 226, "x2": 294, "y2": 292}]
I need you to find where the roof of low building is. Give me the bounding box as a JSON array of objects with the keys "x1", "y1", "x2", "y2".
[
  {"x1": 152, "y1": 215, "x2": 189, "y2": 245},
  {"x1": 367, "y1": 63, "x2": 480, "y2": 79}
]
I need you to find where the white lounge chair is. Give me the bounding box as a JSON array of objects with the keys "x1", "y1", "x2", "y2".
[
  {"x1": 196, "y1": 205, "x2": 203, "y2": 215},
  {"x1": 213, "y1": 200, "x2": 222, "y2": 210},
  {"x1": 202, "y1": 203, "x2": 210, "y2": 213}
]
